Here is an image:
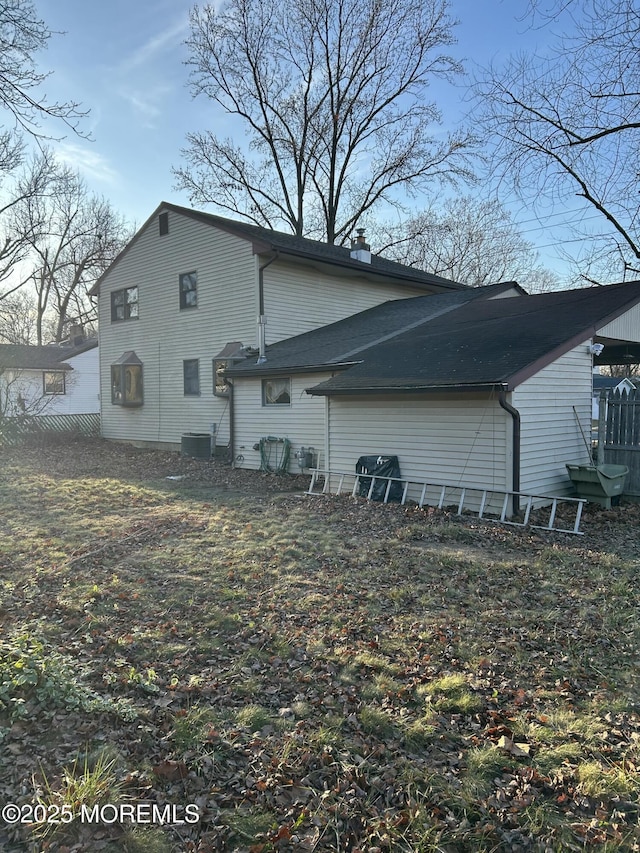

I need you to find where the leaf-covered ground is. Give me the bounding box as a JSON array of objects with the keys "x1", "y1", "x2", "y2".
[{"x1": 0, "y1": 437, "x2": 638, "y2": 852}]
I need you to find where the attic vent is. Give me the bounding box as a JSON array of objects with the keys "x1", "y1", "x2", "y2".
[
  {"x1": 350, "y1": 228, "x2": 371, "y2": 264},
  {"x1": 159, "y1": 212, "x2": 169, "y2": 236}
]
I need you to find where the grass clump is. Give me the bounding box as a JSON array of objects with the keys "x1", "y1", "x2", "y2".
[
  {"x1": 235, "y1": 703, "x2": 275, "y2": 731},
  {"x1": 419, "y1": 673, "x2": 482, "y2": 715}
]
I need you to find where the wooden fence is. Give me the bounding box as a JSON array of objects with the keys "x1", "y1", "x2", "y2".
[
  {"x1": 599, "y1": 389, "x2": 640, "y2": 499},
  {"x1": 0, "y1": 413, "x2": 100, "y2": 446}
]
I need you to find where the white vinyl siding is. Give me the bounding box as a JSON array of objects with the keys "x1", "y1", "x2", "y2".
[
  {"x1": 233, "y1": 374, "x2": 332, "y2": 472},
  {"x1": 597, "y1": 303, "x2": 640, "y2": 342},
  {"x1": 99, "y1": 213, "x2": 257, "y2": 447},
  {"x1": 326, "y1": 393, "x2": 509, "y2": 508},
  {"x1": 514, "y1": 345, "x2": 593, "y2": 497},
  {"x1": 262, "y1": 259, "x2": 427, "y2": 343},
  {"x1": 1, "y1": 347, "x2": 99, "y2": 416}
]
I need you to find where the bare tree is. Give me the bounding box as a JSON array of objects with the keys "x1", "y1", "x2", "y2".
[
  {"x1": 0, "y1": 290, "x2": 37, "y2": 343},
  {"x1": 0, "y1": 149, "x2": 59, "y2": 289},
  {"x1": 374, "y1": 197, "x2": 560, "y2": 291},
  {"x1": 175, "y1": 0, "x2": 475, "y2": 244},
  {"x1": 9, "y1": 156, "x2": 132, "y2": 343},
  {"x1": 476, "y1": 0, "x2": 640, "y2": 282},
  {"x1": 0, "y1": 0, "x2": 86, "y2": 172}
]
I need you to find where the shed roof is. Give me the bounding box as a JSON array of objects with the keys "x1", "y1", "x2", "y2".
[
  {"x1": 227, "y1": 282, "x2": 518, "y2": 377},
  {"x1": 308, "y1": 280, "x2": 640, "y2": 395},
  {"x1": 228, "y1": 280, "x2": 640, "y2": 394}
]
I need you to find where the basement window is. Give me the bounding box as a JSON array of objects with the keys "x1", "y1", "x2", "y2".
[
  {"x1": 262, "y1": 378, "x2": 291, "y2": 406},
  {"x1": 111, "y1": 352, "x2": 143, "y2": 407},
  {"x1": 43, "y1": 371, "x2": 66, "y2": 395}
]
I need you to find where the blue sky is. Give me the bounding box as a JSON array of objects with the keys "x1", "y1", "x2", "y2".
[{"x1": 31, "y1": 0, "x2": 574, "y2": 269}]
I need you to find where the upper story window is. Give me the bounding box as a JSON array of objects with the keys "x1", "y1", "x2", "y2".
[
  {"x1": 159, "y1": 211, "x2": 169, "y2": 236},
  {"x1": 179, "y1": 272, "x2": 197, "y2": 309},
  {"x1": 262, "y1": 378, "x2": 291, "y2": 406},
  {"x1": 43, "y1": 371, "x2": 66, "y2": 395},
  {"x1": 111, "y1": 286, "x2": 138, "y2": 322}
]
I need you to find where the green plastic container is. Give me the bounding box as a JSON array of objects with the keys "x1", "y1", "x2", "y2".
[{"x1": 566, "y1": 463, "x2": 628, "y2": 508}]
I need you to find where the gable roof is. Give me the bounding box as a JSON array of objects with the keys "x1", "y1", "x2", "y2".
[
  {"x1": 0, "y1": 338, "x2": 97, "y2": 371},
  {"x1": 92, "y1": 202, "x2": 466, "y2": 295},
  {"x1": 307, "y1": 280, "x2": 640, "y2": 395},
  {"x1": 227, "y1": 282, "x2": 518, "y2": 377}
]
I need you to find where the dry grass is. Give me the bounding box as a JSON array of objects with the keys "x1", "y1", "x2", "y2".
[{"x1": 0, "y1": 438, "x2": 639, "y2": 852}]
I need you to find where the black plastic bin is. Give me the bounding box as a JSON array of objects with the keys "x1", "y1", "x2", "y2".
[{"x1": 356, "y1": 455, "x2": 403, "y2": 501}]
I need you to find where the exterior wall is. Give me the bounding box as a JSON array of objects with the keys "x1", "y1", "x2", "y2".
[
  {"x1": 232, "y1": 373, "x2": 332, "y2": 473},
  {"x1": 513, "y1": 344, "x2": 593, "y2": 497},
  {"x1": 325, "y1": 393, "x2": 509, "y2": 510},
  {"x1": 62, "y1": 347, "x2": 100, "y2": 414},
  {"x1": 1, "y1": 348, "x2": 99, "y2": 416},
  {"x1": 98, "y1": 211, "x2": 258, "y2": 447},
  {"x1": 263, "y1": 259, "x2": 426, "y2": 343},
  {"x1": 98, "y1": 208, "x2": 440, "y2": 450},
  {"x1": 598, "y1": 304, "x2": 640, "y2": 342}
]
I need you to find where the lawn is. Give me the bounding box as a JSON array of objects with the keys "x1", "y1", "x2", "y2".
[{"x1": 0, "y1": 438, "x2": 638, "y2": 852}]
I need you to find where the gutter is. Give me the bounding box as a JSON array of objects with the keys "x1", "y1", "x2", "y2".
[{"x1": 498, "y1": 388, "x2": 521, "y2": 516}]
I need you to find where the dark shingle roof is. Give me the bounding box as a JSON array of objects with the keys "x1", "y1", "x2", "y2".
[
  {"x1": 163, "y1": 203, "x2": 464, "y2": 292},
  {"x1": 92, "y1": 201, "x2": 467, "y2": 295},
  {"x1": 227, "y1": 283, "x2": 517, "y2": 376},
  {"x1": 307, "y1": 280, "x2": 640, "y2": 395},
  {"x1": 0, "y1": 339, "x2": 97, "y2": 370}
]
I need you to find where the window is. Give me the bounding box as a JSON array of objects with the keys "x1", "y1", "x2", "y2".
[
  {"x1": 159, "y1": 211, "x2": 169, "y2": 236},
  {"x1": 183, "y1": 359, "x2": 200, "y2": 395},
  {"x1": 43, "y1": 371, "x2": 66, "y2": 395},
  {"x1": 213, "y1": 359, "x2": 231, "y2": 397},
  {"x1": 262, "y1": 378, "x2": 291, "y2": 406},
  {"x1": 111, "y1": 286, "x2": 138, "y2": 322},
  {"x1": 179, "y1": 271, "x2": 197, "y2": 309},
  {"x1": 111, "y1": 352, "x2": 143, "y2": 407}
]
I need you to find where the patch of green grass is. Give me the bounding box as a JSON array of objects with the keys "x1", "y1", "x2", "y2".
[
  {"x1": 172, "y1": 705, "x2": 220, "y2": 751},
  {"x1": 576, "y1": 759, "x2": 640, "y2": 798},
  {"x1": 418, "y1": 674, "x2": 482, "y2": 715},
  {"x1": 533, "y1": 742, "x2": 583, "y2": 776},
  {"x1": 235, "y1": 703, "x2": 275, "y2": 731},
  {"x1": 359, "y1": 705, "x2": 394, "y2": 737}
]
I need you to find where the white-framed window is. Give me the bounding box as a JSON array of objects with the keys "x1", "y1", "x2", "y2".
[
  {"x1": 43, "y1": 371, "x2": 66, "y2": 395},
  {"x1": 179, "y1": 271, "x2": 197, "y2": 309},
  {"x1": 262, "y1": 377, "x2": 291, "y2": 406}
]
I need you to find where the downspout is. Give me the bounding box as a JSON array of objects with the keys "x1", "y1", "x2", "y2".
[
  {"x1": 257, "y1": 251, "x2": 279, "y2": 364},
  {"x1": 498, "y1": 388, "x2": 521, "y2": 516},
  {"x1": 228, "y1": 378, "x2": 235, "y2": 467}
]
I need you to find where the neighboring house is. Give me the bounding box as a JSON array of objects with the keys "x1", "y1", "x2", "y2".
[
  {"x1": 0, "y1": 337, "x2": 99, "y2": 420},
  {"x1": 592, "y1": 374, "x2": 639, "y2": 420},
  {"x1": 227, "y1": 280, "x2": 640, "y2": 512},
  {"x1": 91, "y1": 202, "x2": 467, "y2": 450}
]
